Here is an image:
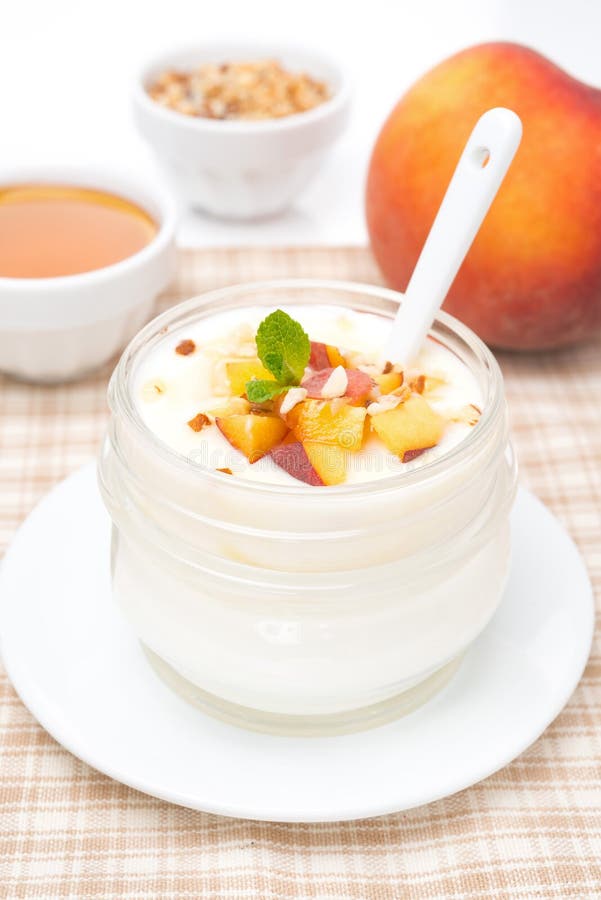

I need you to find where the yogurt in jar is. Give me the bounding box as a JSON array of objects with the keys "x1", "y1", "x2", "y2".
[{"x1": 98, "y1": 282, "x2": 516, "y2": 734}]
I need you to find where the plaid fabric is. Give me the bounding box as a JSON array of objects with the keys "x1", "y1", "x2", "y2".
[{"x1": 1, "y1": 248, "x2": 599, "y2": 899}]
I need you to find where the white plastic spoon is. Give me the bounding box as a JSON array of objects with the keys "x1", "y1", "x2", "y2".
[{"x1": 385, "y1": 107, "x2": 522, "y2": 367}]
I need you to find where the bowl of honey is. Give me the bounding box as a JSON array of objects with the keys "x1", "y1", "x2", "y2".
[{"x1": 0, "y1": 167, "x2": 177, "y2": 382}]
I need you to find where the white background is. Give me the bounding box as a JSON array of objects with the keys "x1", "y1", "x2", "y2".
[{"x1": 0, "y1": 0, "x2": 599, "y2": 246}]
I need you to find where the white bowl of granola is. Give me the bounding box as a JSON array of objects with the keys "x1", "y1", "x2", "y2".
[{"x1": 133, "y1": 44, "x2": 351, "y2": 220}]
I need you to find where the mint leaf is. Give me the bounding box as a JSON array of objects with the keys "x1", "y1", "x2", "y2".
[
  {"x1": 246, "y1": 379, "x2": 289, "y2": 404},
  {"x1": 255, "y1": 310, "x2": 310, "y2": 386}
]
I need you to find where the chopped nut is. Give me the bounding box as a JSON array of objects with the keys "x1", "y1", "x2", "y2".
[
  {"x1": 410, "y1": 374, "x2": 426, "y2": 394},
  {"x1": 176, "y1": 339, "x2": 196, "y2": 356},
  {"x1": 409, "y1": 373, "x2": 446, "y2": 396},
  {"x1": 141, "y1": 380, "x2": 166, "y2": 402},
  {"x1": 147, "y1": 59, "x2": 330, "y2": 121},
  {"x1": 382, "y1": 360, "x2": 393, "y2": 374},
  {"x1": 187, "y1": 412, "x2": 210, "y2": 432},
  {"x1": 320, "y1": 365, "x2": 348, "y2": 399},
  {"x1": 452, "y1": 404, "x2": 482, "y2": 427},
  {"x1": 207, "y1": 397, "x2": 251, "y2": 417},
  {"x1": 343, "y1": 351, "x2": 370, "y2": 368},
  {"x1": 366, "y1": 394, "x2": 407, "y2": 416},
  {"x1": 280, "y1": 386, "x2": 308, "y2": 415},
  {"x1": 390, "y1": 385, "x2": 411, "y2": 400},
  {"x1": 211, "y1": 358, "x2": 231, "y2": 396}
]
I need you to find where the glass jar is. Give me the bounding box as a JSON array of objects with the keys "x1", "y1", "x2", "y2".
[{"x1": 98, "y1": 280, "x2": 517, "y2": 735}]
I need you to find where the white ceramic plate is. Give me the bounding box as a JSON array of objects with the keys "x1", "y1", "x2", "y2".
[{"x1": 0, "y1": 464, "x2": 593, "y2": 823}]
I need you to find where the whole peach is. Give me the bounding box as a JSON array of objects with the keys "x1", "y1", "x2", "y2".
[{"x1": 366, "y1": 42, "x2": 601, "y2": 350}]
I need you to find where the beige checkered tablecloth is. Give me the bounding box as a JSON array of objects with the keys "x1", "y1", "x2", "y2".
[{"x1": 1, "y1": 247, "x2": 600, "y2": 899}]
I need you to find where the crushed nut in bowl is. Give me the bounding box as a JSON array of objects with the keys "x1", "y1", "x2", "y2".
[{"x1": 147, "y1": 59, "x2": 330, "y2": 121}]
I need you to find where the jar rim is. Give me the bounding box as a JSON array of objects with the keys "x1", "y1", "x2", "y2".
[{"x1": 109, "y1": 278, "x2": 505, "y2": 498}]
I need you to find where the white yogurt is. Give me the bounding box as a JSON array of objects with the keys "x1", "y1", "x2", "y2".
[{"x1": 133, "y1": 305, "x2": 483, "y2": 485}]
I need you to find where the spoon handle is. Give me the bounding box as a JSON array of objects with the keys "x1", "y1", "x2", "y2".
[{"x1": 385, "y1": 107, "x2": 522, "y2": 367}]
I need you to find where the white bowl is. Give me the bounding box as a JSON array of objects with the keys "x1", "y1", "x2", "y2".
[
  {"x1": 133, "y1": 44, "x2": 351, "y2": 219},
  {"x1": 0, "y1": 166, "x2": 177, "y2": 383}
]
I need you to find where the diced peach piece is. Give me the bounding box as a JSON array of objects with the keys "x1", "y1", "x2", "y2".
[
  {"x1": 401, "y1": 446, "x2": 433, "y2": 463},
  {"x1": 374, "y1": 370, "x2": 403, "y2": 394},
  {"x1": 302, "y1": 368, "x2": 374, "y2": 403},
  {"x1": 207, "y1": 397, "x2": 250, "y2": 417},
  {"x1": 216, "y1": 414, "x2": 289, "y2": 462},
  {"x1": 326, "y1": 344, "x2": 346, "y2": 368},
  {"x1": 269, "y1": 441, "x2": 324, "y2": 485},
  {"x1": 370, "y1": 394, "x2": 445, "y2": 459},
  {"x1": 309, "y1": 341, "x2": 347, "y2": 370},
  {"x1": 342, "y1": 369, "x2": 373, "y2": 402},
  {"x1": 302, "y1": 369, "x2": 336, "y2": 398},
  {"x1": 303, "y1": 440, "x2": 347, "y2": 485},
  {"x1": 309, "y1": 342, "x2": 331, "y2": 370},
  {"x1": 226, "y1": 359, "x2": 271, "y2": 396},
  {"x1": 286, "y1": 400, "x2": 367, "y2": 451}
]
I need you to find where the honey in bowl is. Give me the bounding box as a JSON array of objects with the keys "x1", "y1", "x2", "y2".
[{"x1": 0, "y1": 184, "x2": 158, "y2": 279}]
